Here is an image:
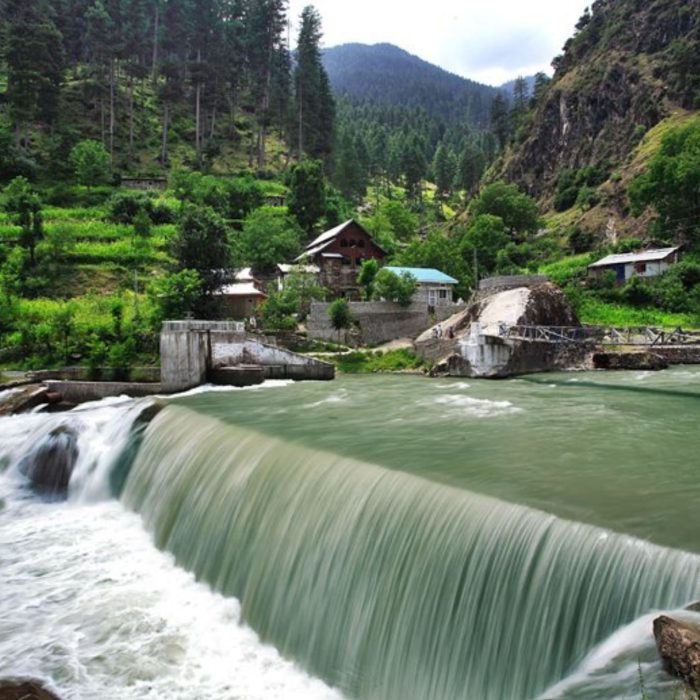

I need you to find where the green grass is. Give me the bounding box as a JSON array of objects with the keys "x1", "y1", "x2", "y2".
[
  {"x1": 539, "y1": 254, "x2": 593, "y2": 286},
  {"x1": 42, "y1": 205, "x2": 107, "y2": 220},
  {"x1": 578, "y1": 297, "x2": 699, "y2": 328},
  {"x1": 69, "y1": 240, "x2": 170, "y2": 264},
  {"x1": 326, "y1": 348, "x2": 425, "y2": 374}
]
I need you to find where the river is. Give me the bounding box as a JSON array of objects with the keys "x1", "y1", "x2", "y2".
[{"x1": 1, "y1": 368, "x2": 699, "y2": 699}]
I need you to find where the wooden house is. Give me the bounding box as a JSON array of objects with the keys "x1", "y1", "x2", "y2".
[{"x1": 295, "y1": 219, "x2": 386, "y2": 297}]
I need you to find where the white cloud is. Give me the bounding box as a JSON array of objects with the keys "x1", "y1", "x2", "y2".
[{"x1": 287, "y1": 0, "x2": 590, "y2": 85}]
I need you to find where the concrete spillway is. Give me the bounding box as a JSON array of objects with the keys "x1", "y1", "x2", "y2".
[{"x1": 160, "y1": 320, "x2": 334, "y2": 392}]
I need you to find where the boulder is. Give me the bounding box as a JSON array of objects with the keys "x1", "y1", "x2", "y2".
[
  {"x1": 593, "y1": 351, "x2": 668, "y2": 371},
  {"x1": 415, "y1": 282, "x2": 581, "y2": 377},
  {"x1": 0, "y1": 680, "x2": 62, "y2": 700},
  {"x1": 18, "y1": 426, "x2": 79, "y2": 496},
  {"x1": 654, "y1": 615, "x2": 700, "y2": 693}
]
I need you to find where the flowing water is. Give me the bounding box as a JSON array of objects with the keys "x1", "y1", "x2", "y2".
[{"x1": 1, "y1": 369, "x2": 699, "y2": 699}]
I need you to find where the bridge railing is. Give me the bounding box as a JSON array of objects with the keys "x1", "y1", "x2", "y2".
[{"x1": 495, "y1": 324, "x2": 700, "y2": 346}]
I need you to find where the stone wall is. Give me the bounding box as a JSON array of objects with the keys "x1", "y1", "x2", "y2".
[
  {"x1": 478, "y1": 275, "x2": 548, "y2": 292},
  {"x1": 307, "y1": 301, "x2": 463, "y2": 346}
]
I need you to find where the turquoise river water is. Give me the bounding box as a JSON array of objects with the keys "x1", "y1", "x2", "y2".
[{"x1": 1, "y1": 366, "x2": 699, "y2": 699}]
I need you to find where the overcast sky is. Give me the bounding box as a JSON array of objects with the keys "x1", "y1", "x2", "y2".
[{"x1": 287, "y1": 0, "x2": 590, "y2": 86}]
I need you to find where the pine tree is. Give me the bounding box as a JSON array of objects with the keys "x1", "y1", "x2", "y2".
[
  {"x1": 294, "y1": 5, "x2": 335, "y2": 161},
  {"x1": 432, "y1": 143, "x2": 455, "y2": 200},
  {"x1": 245, "y1": 0, "x2": 288, "y2": 169},
  {"x1": 490, "y1": 94, "x2": 510, "y2": 149},
  {"x1": 4, "y1": 0, "x2": 64, "y2": 147}
]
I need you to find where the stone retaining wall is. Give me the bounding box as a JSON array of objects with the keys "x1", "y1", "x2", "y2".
[
  {"x1": 307, "y1": 301, "x2": 464, "y2": 347},
  {"x1": 478, "y1": 275, "x2": 548, "y2": 292}
]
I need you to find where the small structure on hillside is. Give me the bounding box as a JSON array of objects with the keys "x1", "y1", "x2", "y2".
[
  {"x1": 588, "y1": 247, "x2": 681, "y2": 283},
  {"x1": 121, "y1": 177, "x2": 167, "y2": 191},
  {"x1": 295, "y1": 219, "x2": 386, "y2": 298},
  {"x1": 213, "y1": 268, "x2": 267, "y2": 319},
  {"x1": 384, "y1": 266, "x2": 458, "y2": 307}
]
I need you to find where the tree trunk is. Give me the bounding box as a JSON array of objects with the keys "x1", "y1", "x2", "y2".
[
  {"x1": 100, "y1": 97, "x2": 106, "y2": 145},
  {"x1": 298, "y1": 79, "x2": 303, "y2": 159},
  {"x1": 209, "y1": 105, "x2": 217, "y2": 141},
  {"x1": 195, "y1": 49, "x2": 202, "y2": 161},
  {"x1": 151, "y1": 3, "x2": 159, "y2": 83},
  {"x1": 109, "y1": 58, "x2": 116, "y2": 165},
  {"x1": 257, "y1": 47, "x2": 274, "y2": 169},
  {"x1": 128, "y1": 76, "x2": 135, "y2": 165},
  {"x1": 161, "y1": 102, "x2": 169, "y2": 165}
]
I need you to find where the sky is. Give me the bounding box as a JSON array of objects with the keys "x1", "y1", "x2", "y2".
[{"x1": 287, "y1": 0, "x2": 591, "y2": 86}]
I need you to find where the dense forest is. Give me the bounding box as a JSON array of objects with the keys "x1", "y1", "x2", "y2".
[{"x1": 0, "y1": 0, "x2": 335, "y2": 178}]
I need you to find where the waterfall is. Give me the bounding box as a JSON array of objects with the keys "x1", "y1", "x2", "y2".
[{"x1": 122, "y1": 405, "x2": 700, "y2": 700}]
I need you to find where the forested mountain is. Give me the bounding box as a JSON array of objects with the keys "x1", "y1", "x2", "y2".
[
  {"x1": 321, "y1": 43, "x2": 504, "y2": 203},
  {"x1": 0, "y1": 0, "x2": 335, "y2": 179},
  {"x1": 497, "y1": 0, "x2": 700, "y2": 236},
  {"x1": 499, "y1": 75, "x2": 536, "y2": 99},
  {"x1": 322, "y1": 43, "x2": 501, "y2": 128}
]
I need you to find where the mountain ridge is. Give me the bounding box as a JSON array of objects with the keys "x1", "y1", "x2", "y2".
[{"x1": 321, "y1": 42, "x2": 503, "y2": 129}]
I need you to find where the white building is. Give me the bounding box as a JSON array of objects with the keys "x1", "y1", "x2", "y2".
[
  {"x1": 587, "y1": 247, "x2": 681, "y2": 283},
  {"x1": 383, "y1": 266, "x2": 458, "y2": 306}
]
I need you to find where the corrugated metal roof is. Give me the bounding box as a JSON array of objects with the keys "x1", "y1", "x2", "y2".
[
  {"x1": 277, "y1": 263, "x2": 320, "y2": 274},
  {"x1": 384, "y1": 266, "x2": 458, "y2": 285},
  {"x1": 214, "y1": 283, "x2": 267, "y2": 297},
  {"x1": 295, "y1": 239, "x2": 335, "y2": 261},
  {"x1": 588, "y1": 247, "x2": 679, "y2": 268},
  {"x1": 304, "y1": 219, "x2": 354, "y2": 250}
]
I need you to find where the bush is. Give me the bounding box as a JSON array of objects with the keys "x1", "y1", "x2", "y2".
[
  {"x1": 569, "y1": 227, "x2": 594, "y2": 254},
  {"x1": 108, "y1": 191, "x2": 175, "y2": 225}
]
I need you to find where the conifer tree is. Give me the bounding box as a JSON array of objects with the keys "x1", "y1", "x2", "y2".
[
  {"x1": 294, "y1": 5, "x2": 335, "y2": 161},
  {"x1": 4, "y1": 0, "x2": 64, "y2": 147}
]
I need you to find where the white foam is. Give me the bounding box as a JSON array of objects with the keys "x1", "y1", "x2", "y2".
[
  {"x1": 428, "y1": 394, "x2": 521, "y2": 418},
  {"x1": 0, "y1": 492, "x2": 344, "y2": 700}
]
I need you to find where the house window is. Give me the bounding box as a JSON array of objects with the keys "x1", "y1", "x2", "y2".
[
  {"x1": 439, "y1": 289, "x2": 448, "y2": 299},
  {"x1": 349, "y1": 239, "x2": 356, "y2": 247},
  {"x1": 358, "y1": 239, "x2": 365, "y2": 248},
  {"x1": 341, "y1": 257, "x2": 351, "y2": 266},
  {"x1": 634, "y1": 262, "x2": 647, "y2": 274}
]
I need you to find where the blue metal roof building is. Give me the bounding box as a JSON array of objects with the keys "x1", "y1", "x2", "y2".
[{"x1": 384, "y1": 267, "x2": 458, "y2": 285}]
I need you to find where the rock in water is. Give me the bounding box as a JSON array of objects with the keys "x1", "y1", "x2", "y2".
[
  {"x1": 0, "y1": 680, "x2": 62, "y2": 700},
  {"x1": 654, "y1": 615, "x2": 700, "y2": 694},
  {"x1": 18, "y1": 426, "x2": 78, "y2": 496}
]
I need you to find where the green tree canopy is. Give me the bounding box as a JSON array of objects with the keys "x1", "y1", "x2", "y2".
[
  {"x1": 459, "y1": 214, "x2": 509, "y2": 277},
  {"x1": 629, "y1": 116, "x2": 700, "y2": 249},
  {"x1": 70, "y1": 140, "x2": 110, "y2": 187},
  {"x1": 373, "y1": 269, "x2": 417, "y2": 306},
  {"x1": 469, "y1": 181, "x2": 540, "y2": 238},
  {"x1": 240, "y1": 207, "x2": 303, "y2": 271},
  {"x1": 328, "y1": 297, "x2": 353, "y2": 341},
  {"x1": 3, "y1": 176, "x2": 43, "y2": 266},
  {"x1": 357, "y1": 258, "x2": 379, "y2": 300},
  {"x1": 170, "y1": 204, "x2": 231, "y2": 310},
  {"x1": 287, "y1": 159, "x2": 327, "y2": 232}
]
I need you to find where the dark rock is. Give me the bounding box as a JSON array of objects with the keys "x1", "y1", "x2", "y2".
[
  {"x1": 18, "y1": 426, "x2": 79, "y2": 496},
  {"x1": 654, "y1": 615, "x2": 700, "y2": 694},
  {"x1": 0, "y1": 386, "x2": 49, "y2": 416},
  {"x1": 134, "y1": 401, "x2": 164, "y2": 426},
  {"x1": 592, "y1": 351, "x2": 668, "y2": 371},
  {"x1": 0, "y1": 679, "x2": 62, "y2": 700}
]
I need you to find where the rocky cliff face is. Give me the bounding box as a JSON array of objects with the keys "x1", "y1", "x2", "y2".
[{"x1": 502, "y1": 0, "x2": 700, "y2": 205}]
